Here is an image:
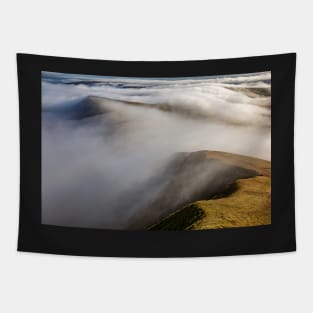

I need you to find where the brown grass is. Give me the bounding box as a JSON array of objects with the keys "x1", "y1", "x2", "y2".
[
  {"x1": 149, "y1": 151, "x2": 271, "y2": 231},
  {"x1": 190, "y1": 175, "x2": 271, "y2": 230}
]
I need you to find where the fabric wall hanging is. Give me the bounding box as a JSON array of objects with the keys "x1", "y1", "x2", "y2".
[{"x1": 17, "y1": 53, "x2": 296, "y2": 257}]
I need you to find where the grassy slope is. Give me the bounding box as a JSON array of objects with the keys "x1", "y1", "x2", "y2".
[
  {"x1": 149, "y1": 151, "x2": 271, "y2": 230},
  {"x1": 191, "y1": 175, "x2": 271, "y2": 229}
]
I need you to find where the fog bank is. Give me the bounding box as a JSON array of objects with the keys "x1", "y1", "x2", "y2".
[{"x1": 42, "y1": 71, "x2": 271, "y2": 229}]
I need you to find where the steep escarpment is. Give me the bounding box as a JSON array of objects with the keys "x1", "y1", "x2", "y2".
[
  {"x1": 127, "y1": 150, "x2": 270, "y2": 230},
  {"x1": 150, "y1": 175, "x2": 271, "y2": 230},
  {"x1": 147, "y1": 151, "x2": 271, "y2": 230}
]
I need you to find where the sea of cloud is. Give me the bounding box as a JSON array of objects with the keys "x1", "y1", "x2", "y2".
[{"x1": 41, "y1": 72, "x2": 271, "y2": 229}]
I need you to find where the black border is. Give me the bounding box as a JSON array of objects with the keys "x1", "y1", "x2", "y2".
[{"x1": 17, "y1": 53, "x2": 296, "y2": 257}]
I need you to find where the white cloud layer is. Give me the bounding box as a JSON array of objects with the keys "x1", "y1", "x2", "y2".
[{"x1": 41, "y1": 72, "x2": 271, "y2": 229}]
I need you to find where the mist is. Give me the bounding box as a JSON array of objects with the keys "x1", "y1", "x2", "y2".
[{"x1": 41, "y1": 71, "x2": 271, "y2": 229}]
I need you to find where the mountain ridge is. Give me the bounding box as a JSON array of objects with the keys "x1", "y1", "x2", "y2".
[{"x1": 127, "y1": 150, "x2": 271, "y2": 230}]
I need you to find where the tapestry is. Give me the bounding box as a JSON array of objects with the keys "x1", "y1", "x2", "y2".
[{"x1": 17, "y1": 53, "x2": 296, "y2": 257}]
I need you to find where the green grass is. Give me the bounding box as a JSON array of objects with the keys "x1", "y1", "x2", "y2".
[
  {"x1": 149, "y1": 204, "x2": 205, "y2": 230},
  {"x1": 149, "y1": 175, "x2": 271, "y2": 230}
]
